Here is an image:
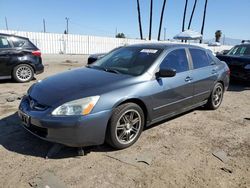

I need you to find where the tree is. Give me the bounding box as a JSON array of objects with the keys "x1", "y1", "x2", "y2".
[
  {"x1": 116, "y1": 33, "x2": 126, "y2": 38},
  {"x1": 149, "y1": 0, "x2": 153, "y2": 40},
  {"x1": 158, "y1": 0, "x2": 167, "y2": 41},
  {"x1": 136, "y1": 0, "x2": 143, "y2": 40},
  {"x1": 200, "y1": 0, "x2": 208, "y2": 43},
  {"x1": 188, "y1": 0, "x2": 197, "y2": 29},
  {"x1": 215, "y1": 30, "x2": 222, "y2": 42}
]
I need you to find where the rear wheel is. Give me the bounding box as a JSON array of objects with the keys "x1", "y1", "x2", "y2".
[
  {"x1": 106, "y1": 103, "x2": 144, "y2": 149},
  {"x1": 13, "y1": 64, "x2": 34, "y2": 83},
  {"x1": 205, "y1": 82, "x2": 224, "y2": 110}
]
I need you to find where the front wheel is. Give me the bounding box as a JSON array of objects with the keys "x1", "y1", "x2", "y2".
[
  {"x1": 205, "y1": 82, "x2": 224, "y2": 110},
  {"x1": 106, "y1": 103, "x2": 144, "y2": 149}
]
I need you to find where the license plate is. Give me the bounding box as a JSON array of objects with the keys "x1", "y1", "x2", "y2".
[{"x1": 19, "y1": 110, "x2": 30, "y2": 127}]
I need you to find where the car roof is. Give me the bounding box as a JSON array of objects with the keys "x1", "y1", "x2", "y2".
[
  {"x1": 127, "y1": 43, "x2": 205, "y2": 50},
  {"x1": 236, "y1": 43, "x2": 250, "y2": 47},
  {"x1": 0, "y1": 33, "x2": 29, "y2": 40}
]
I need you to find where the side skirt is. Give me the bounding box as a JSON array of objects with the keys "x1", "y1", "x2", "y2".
[
  {"x1": 147, "y1": 100, "x2": 208, "y2": 127},
  {"x1": 0, "y1": 76, "x2": 11, "y2": 80}
]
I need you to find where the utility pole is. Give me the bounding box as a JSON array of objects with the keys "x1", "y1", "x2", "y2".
[
  {"x1": 65, "y1": 17, "x2": 69, "y2": 34},
  {"x1": 5, "y1": 17, "x2": 8, "y2": 30},
  {"x1": 43, "y1": 18, "x2": 46, "y2": 33}
]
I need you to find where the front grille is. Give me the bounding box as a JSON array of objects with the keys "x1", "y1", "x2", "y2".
[{"x1": 27, "y1": 96, "x2": 48, "y2": 111}]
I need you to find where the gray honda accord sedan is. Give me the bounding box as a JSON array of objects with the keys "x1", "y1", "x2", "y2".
[{"x1": 18, "y1": 44, "x2": 230, "y2": 149}]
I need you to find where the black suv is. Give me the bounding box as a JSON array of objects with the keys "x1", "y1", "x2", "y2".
[{"x1": 0, "y1": 33, "x2": 44, "y2": 82}]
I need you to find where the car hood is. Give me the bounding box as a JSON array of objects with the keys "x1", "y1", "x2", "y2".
[
  {"x1": 216, "y1": 54, "x2": 250, "y2": 66},
  {"x1": 29, "y1": 67, "x2": 136, "y2": 106}
]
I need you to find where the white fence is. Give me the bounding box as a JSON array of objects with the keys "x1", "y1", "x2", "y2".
[{"x1": 0, "y1": 30, "x2": 232, "y2": 54}]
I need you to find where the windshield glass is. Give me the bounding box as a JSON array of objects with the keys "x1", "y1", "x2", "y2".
[
  {"x1": 90, "y1": 47, "x2": 163, "y2": 76},
  {"x1": 227, "y1": 45, "x2": 250, "y2": 56}
]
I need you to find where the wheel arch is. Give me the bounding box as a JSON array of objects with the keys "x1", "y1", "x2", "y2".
[
  {"x1": 217, "y1": 80, "x2": 225, "y2": 91},
  {"x1": 12, "y1": 62, "x2": 35, "y2": 76},
  {"x1": 117, "y1": 98, "x2": 149, "y2": 124}
]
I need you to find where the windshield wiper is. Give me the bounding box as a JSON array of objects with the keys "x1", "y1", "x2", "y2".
[
  {"x1": 105, "y1": 68, "x2": 121, "y2": 74},
  {"x1": 88, "y1": 65, "x2": 121, "y2": 74}
]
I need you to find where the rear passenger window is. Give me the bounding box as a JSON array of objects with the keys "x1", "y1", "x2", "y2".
[
  {"x1": 0, "y1": 36, "x2": 11, "y2": 48},
  {"x1": 190, "y1": 49, "x2": 210, "y2": 69},
  {"x1": 160, "y1": 49, "x2": 189, "y2": 73},
  {"x1": 11, "y1": 37, "x2": 26, "y2": 48}
]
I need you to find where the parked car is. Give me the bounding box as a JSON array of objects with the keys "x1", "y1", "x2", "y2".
[
  {"x1": 87, "y1": 47, "x2": 121, "y2": 65},
  {"x1": 0, "y1": 33, "x2": 44, "y2": 82},
  {"x1": 19, "y1": 44, "x2": 229, "y2": 149},
  {"x1": 217, "y1": 49, "x2": 230, "y2": 55},
  {"x1": 217, "y1": 44, "x2": 250, "y2": 81},
  {"x1": 87, "y1": 53, "x2": 106, "y2": 64}
]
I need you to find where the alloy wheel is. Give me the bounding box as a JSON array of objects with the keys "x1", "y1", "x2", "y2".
[
  {"x1": 16, "y1": 65, "x2": 33, "y2": 82},
  {"x1": 212, "y1": 85, "x2": 223, "y2": 107},
  {"x1": 115, "y1": 109, "x2": 142, "y2": 145}
]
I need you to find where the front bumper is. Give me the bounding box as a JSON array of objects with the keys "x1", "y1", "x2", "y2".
[{"x1": 18, "y1": 98, "x2": 112, "y2": 147}]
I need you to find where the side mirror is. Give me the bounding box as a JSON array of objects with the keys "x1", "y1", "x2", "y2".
[
  {"x1": 156, "y1": 68, "x2": 176, "y2": 78},
  {"x1": 87, "y1": 57, "x2": 98, "y2": 65}
]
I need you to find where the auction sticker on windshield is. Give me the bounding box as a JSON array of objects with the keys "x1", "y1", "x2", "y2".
[{"x1": 140, "y1": 49, "x2": 158, "y2": 53}]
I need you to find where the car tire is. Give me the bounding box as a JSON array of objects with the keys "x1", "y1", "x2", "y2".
[
  {"x1": 106, "y1": 103, "x2": 145, "y2": 149},
  {"x1": 205, "y1": 82, "x2": 224, "y2": 110},
  {"x1": 13, "y1": 64, "x2": 34, "y2": 83}
]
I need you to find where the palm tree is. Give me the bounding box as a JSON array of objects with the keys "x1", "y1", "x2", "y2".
[
  {"x1": 188, "y1": 0, "x2": 197, "y2": 29},
  {"x1": 181, "y1": 0, "x2": 188, "y2": 42},
  {"x1": 182, "y1": 0, "x2": 188, "y2": 32},
  {"x1": 200, "y1": 0, "x2": 208, "y2": 43},
  {"x1": 215, "y1": 30, "x2": 222, "y2": 42},
  {"x1": 149, "y1": 0, "x2": 153, "y2": 40},
  {"x1": 136, "y1": 0, "x2": 143, "y2": 39},
  {"x1": 157, "y1": 0, "x2": 167, "y2": 41}
]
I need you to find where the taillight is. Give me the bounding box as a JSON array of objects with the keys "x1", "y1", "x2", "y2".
[{"x1": 32, "y1": 50, "x2": 41, "y2": 57}]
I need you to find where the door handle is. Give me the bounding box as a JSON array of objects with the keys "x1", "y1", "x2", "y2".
[
  {"x1": 185, "y1": 76, "x2": 193, "y2": 82},
  {"x1": 211, "y1": 69, "x2": 217, "y2": 74}
]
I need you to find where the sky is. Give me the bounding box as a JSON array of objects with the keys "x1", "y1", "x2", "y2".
[{"x1": 0, "y1": 0, "x2": 249, "y2": 40}]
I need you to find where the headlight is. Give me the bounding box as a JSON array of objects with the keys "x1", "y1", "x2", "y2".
[
  {"x1": 244, "y1": 64, "x2": 250, "y2": 69},
  {"x1": 52, "y1": 96, "x2": 100, "y2": 116}
]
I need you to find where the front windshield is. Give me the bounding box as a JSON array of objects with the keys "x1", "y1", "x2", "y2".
[
  {"x1": 90, "y1": 47, "x2": 163, "y2": 76},
  {"x1": 227, "y1": 45, "x2": 250, "y2": 56}
]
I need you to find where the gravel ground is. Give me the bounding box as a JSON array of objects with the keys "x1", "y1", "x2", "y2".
[{"x1": 0, "y1": 54, "x2": 249, "y2": 188}]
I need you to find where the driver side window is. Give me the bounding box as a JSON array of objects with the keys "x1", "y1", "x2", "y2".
[{"x1": 160, "y1": 49, "x2": 189, "y2": 73}]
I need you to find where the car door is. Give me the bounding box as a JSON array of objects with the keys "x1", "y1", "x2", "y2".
[
  {"x1": 151, "y1": 48, "x2": 194, "y2": 120},
  {"x1": 188, "y1": 48, "x2": 218, "y2": 104},
  {"x1": 0, "y1": 36, "x2": 13, "y2": 77}
]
